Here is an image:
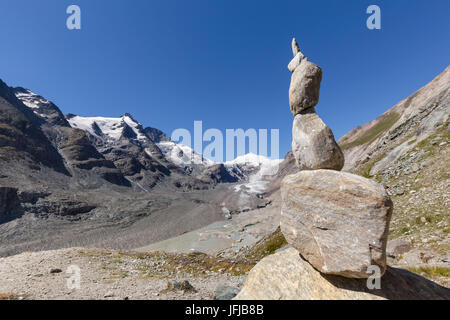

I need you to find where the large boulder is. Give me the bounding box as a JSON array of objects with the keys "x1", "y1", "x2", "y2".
[
  {"x1": 289, "y1": 60, "x2": 322, "y2": 115},
  {"x1": 280, "y1": 170, "x2": 393, "y2": 278},
  {"x1": 234, "y1": 247, "x2": 450, "y2": 300},
  {"x1": 292, "y1": 110, "x2": 344, "y2": 170}
]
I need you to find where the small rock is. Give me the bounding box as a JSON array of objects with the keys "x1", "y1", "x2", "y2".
[
  {"x1": 104, "y1": 291, "x2": 114, "y2": 298},
  {"x1": 49, "y1": 268, "x2": 62, "y2": 274},
  {"x1": 214, "y1": 284, "x2": 240, "y2": 300},
  {"x1": 386, "y1": 239, "x2": 412, "y2": 257},
  {"x1": 419, "y1": 252, "x2": 434, "y2": 263},
  {"x1": 288, "y1": 52, "x2": 305, "y2": 72},
  {"x1": 163, "y1": 280, "x2": 197, "y2": 293},
  {"x1": 431, "y1": 137, "x2": 441, "y2": 145},
  {"x1": 291, "y1": 38, "x2": 301, "y2": 57}
]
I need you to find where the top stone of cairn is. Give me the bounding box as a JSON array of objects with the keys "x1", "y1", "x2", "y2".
[{"x1": 288, "y1": 39, "x2": 322, "y2": 115}]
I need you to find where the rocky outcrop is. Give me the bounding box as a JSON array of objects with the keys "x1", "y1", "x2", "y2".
[
  {"x1": 386, "y1": 239, "x2": 413, "y2": 258},
  {"x1": 281, "y1": 170, "x2": 392, "y2": 278},
  {"x1": 197, "y1": 163, "x2": 240, "y2": 184},
  {"x1": 0, "y1": 187, "x2": 20, "y2": 221},
  {"x1": 292, "y1": 110, "x2": 344, "y2": 170},
  {"x1": 235, "y1": 247, "x2": 450, "y2": 300},
  {"x1": 0, "y1": 82, "x2": 69, "y2": 175}
]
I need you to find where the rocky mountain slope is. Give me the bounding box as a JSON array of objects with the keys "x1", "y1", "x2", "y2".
[
  {"x1": 338, "y1": 67, "x2": 449, "y2": 280},
  {"x1": 0, "y1": 79, "x2": 280, "y2": 257}
]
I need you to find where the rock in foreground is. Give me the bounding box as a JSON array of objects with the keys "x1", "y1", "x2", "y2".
[
  {"x1": 281, "y1": 170, "x2": 392, "y2": 278},
  {"x1": 235, "y1": 248, "x2": 450, "y2": 300}
]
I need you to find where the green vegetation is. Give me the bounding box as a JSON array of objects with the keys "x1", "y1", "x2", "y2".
[
  {"x1": 244, "y1": 227, "x2": 288, "y2": 261},
  {"x1": 381, "y1": 123, "x2": 450, "y2": 255},
  {"x1": 407, "y1": 266, "x2": 450, "y2": 278},
  {"x1": 78, "y1": 248, "x2": 256, "y2": 278},
  {"x1": 340, "y1": 112, "x2": 400, "y2": 151}
]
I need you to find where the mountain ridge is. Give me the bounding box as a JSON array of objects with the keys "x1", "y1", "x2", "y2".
[{"x1": 0, "y1": 79, "x2": 279, "y2": 257}]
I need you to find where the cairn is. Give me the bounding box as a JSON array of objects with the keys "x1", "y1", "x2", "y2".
[
  {"x1": 288, "y1": 39, "x2": 344, "y2": 171},
  {"x1": 281, "y1": 39, "x2": 393, "y2": 278}
]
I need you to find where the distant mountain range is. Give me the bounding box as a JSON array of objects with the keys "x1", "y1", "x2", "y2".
[{"x1": 0, "y1": 79, "x2": 282, "y2": 256}]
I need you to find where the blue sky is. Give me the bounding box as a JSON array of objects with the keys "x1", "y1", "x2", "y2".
[{"x1": 0, "y1": 0, "x2": 449, "y2": 159}]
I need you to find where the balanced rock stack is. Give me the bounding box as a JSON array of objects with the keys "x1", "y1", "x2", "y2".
[
  {"x1": 235, "y1": 40, "x2": 450, "y2": 299},
  {"x1": 282, "y1": 38, "x2": 393, "y2": 278},
  {"x1": 288, "y1": 38, "x2": 344, "y2": 171}
]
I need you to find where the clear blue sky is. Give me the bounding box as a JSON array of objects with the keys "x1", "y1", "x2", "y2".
[{"x1": 0, "y1": 0, "x2": 449, "y2": 159}]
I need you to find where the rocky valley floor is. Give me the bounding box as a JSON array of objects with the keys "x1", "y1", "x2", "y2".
[{"x1": 0, "y1": 247, "x2": 249, "y2": 300}]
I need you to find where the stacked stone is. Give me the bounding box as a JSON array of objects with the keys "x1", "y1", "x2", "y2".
[
  {"x1": 288, "y1": 38, "x2": 344, "y2": 171},
  {"x1": 281, "y1": 39, "x2": 393, "y2": 279}
]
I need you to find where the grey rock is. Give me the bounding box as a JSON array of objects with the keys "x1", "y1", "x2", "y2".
[
  {"x1": 0, "y1": 187, "x2": 21, "y2": 221},
  {"x1": 214, "y1": 284, "x2": 240, "y2": 300},
  {"x1": 197, "y1": 163, "x2": 240, "y2": 184},
  {"x1": 288, "y1": 52, "x2": 305, "y2": 72},
  {"x1": 386, "y1": 239, "x2": 412, "y2": 257},
  {"x1": 165, "y1": 280, "x2": 196, "y2": 293},
  {"x1": 291, "y1": 38, "x2": 301, "y2": 57},
  {"x1": 292, "y1": 110, "x2": 344, "y2": 171},
  {"x1": 289, "y1": 60, "x2": 322, "y2": 115},
  {"x1": 49, "y1": 268, "x2": 62, "y2": 274},
  {"x1": 234, "y1": 247, "x2": 450, "y2": 300},
  {"x1": 104, "y1": 291, "x2": 114, "y2": 298},
  {"x1": 280, "y1": 170, "x2": 393, "y2": 278},
  {"x1": 431, "y1": 137, "x2": 441, "y2": 145}
]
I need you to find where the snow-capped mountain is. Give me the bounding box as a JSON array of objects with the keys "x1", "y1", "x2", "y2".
[
  {"x1": 225, "y1": 154, "x2": 283, "y2": 194},
  {"x1": 14, "y1": 88, "x2": 49, "y2": 110},
  {"x1": 9, "y1": 82, "x2": 284, "y2": 195},
  {"x1": 0, "y1": 77, "x2": 286, "y2": 257},
  {"x1": 67, "y1": 114, "x2": 148, "y2": 142},
  {"x1": 13, "y1": 88, "x2": 69, "y2": 126},
  {"x1": 157, "y1": 141, "x2": 214, "y2": 167},
  {"x1": 66, "y1": 112, "x2": 282, "y2": 187}
]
